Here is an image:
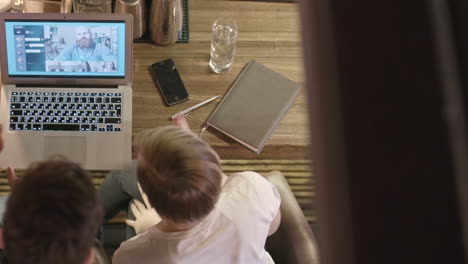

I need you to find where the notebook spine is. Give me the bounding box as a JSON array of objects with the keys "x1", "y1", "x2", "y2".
[{"x1": 205, "y1": 122, "x2": 259, "y2": 153}]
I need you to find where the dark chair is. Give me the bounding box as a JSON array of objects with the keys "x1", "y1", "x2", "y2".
[
  {"x1": 264, "y1": 171, "x2": 319, "y2": 264},
  {"x1": 101, "y1": 171, "x2": 319, "y2": 263}
]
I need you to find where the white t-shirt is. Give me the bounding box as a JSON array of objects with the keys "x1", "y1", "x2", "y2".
[{"x1": 113, "y1": 171, "x2": 281, "y2": 264}]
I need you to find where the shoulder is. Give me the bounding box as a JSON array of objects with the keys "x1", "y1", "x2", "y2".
[
  {"x1": 220, "y1": 171, "x2": 281, "y2": 221},
  {"x1": 62, "y1": 43, "x2": 76, "y2": 52},
  {"x1": 224, "y1": 171, "x2": 279, "y2": 199},
  {"x1": 225, "y1": 171, "x2": 265, "y2": 184},
  {"x1": 95, "y1": 44, "x2": 111, "y2": 53},
  {"x1": 56, "y1": 44, "x2": 75, "y2": 58},
  {"x1": 113, "y1": 231, "x2": 152, "y2": 264}
]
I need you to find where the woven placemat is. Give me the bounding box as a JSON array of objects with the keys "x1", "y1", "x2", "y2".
[{"x1": 0, "y1": 159, "x2": 315, "y2": 224}]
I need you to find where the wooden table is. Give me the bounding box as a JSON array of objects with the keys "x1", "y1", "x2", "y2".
[{"x1": 134, "y1": 0, "x2": 309, "y2": 159}]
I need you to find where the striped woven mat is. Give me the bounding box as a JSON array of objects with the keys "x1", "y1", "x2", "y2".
[{"x1": 0, "y1": 159, "x2": 316, "y2": 225}]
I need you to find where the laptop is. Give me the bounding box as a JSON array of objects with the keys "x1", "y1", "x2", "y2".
[{"x1": 0, "y1": 13, "x2": 133, "y2": 170}]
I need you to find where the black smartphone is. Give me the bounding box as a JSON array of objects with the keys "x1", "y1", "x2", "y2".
[{"x1": 150, "y1": 58, "x2": 189, "y2": 105}]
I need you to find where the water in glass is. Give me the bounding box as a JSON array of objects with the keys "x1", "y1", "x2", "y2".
[{"x1": 209, "y1": 19, "x2": 238, "y2": 73}]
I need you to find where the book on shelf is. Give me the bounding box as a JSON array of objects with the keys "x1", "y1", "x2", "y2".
[{"x1": 205, "y1": 59, "x2": 301, "y2": 154}]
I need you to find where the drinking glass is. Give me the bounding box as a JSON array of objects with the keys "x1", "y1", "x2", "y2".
[
  {"x1": 209, "y1": 18, "x2": 238, "y2": 73},
  {"x1": 149, "y1": 0, "x2": 182, "y2": 45},
  {"x1": 73, "y1": 0, "x2": 111, "y2": 13},
  {"x1": 115, "y1": 0, "x2": 146, "y2": 39}
]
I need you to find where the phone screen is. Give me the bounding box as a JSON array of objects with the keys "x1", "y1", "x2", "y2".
[{"x1": 151, "y1": 59, "x2": 189, "y2": 105}]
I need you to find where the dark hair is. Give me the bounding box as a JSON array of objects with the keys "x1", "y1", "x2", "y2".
[
  {"x1": 82, "y1": 61, "x2": 90, "y2": 72},
  {"x1": 3, "y1": 159, "x2": 102, "y2": 264},
  {"x1": 135, "y1": 126, "x2": 223, "y2": 224}
]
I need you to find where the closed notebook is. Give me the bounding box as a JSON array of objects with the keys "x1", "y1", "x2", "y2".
[{"x1": 206, "y1": 59, "x2": 301, "y2": 154}]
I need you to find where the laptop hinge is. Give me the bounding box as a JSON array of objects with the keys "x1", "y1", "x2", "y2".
[{"x1": 15, "y1": 84, "x2": 119, "y2": 89}]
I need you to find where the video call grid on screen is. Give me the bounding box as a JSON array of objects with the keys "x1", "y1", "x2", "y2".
[{"x1": 5, "y1": 21, "x2": 126, "y2": 77}]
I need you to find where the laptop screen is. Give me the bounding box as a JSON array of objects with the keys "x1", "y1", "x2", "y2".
[{"x1": 4, "y1": 20, "x2": 126, "y2": 78}]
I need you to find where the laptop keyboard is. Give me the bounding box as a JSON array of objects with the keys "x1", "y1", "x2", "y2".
[{"x1": 9, "y1": 92, "x2": 123, "y2": 132}]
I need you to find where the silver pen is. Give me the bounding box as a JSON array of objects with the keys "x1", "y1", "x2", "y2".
[{"x1": 170, "y1": 95, "x2": 221, "y2": 120}]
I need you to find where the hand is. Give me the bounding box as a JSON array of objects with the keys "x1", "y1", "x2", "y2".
[
  {"x1": 0, "y1": 125, "x2": 20, "y2": 187},
  {"x1": 173, "y1": 114, "x2": 191, "y2": 132},
  {"x1": 126, "y1": 183, "x2": 161, "y2": 235},
  {"x1": 7, "y1": 167, "x2": 19, "y2": 187}
]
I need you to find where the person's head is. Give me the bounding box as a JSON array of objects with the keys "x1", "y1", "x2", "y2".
[
  {"x1": 3, "y1": 159, "x2": 103, "y2": 264},
  {"x1": 82, "y1": 61, "x2": 90, "y2": 72},
  {"x1": 52, "y1": 61, "x2": 62, "y2": 71},
  {"x1": 105, "y1": 38, "x2": 110, "y2": 47},
  {"x1": 75, "y1": 26, "x2": 93, "y2": 48},
  {"x1": 44, "y1": 38, "x2": 53, "y2": 52},
  {"x1": 105, "y1": 61, "x2": 115, "y2": 70},
  {"x1": 135, "y1": 126, "x2": 223, "y2": 224},
  {"x1": 59, "y1": 37, "x2": 65, "y2": 44}
]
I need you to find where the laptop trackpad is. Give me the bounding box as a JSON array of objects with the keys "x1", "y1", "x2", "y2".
[{"x1": 44, "y1": 137, "x2": 86, "y2": 165}]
